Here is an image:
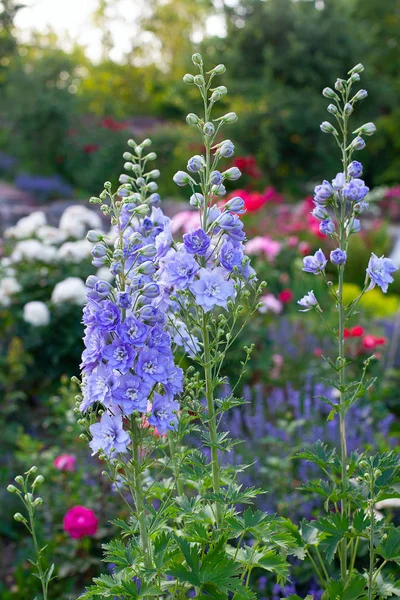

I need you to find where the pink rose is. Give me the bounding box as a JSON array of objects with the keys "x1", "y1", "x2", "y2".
[
  {"x1": 63, "y1": 506, "x2": 98, "y2": 539},
  {"x1": 245, "y1": 236, "x2": 281, "y2": 261},
  {"x1": 54, "y1": 454, "x2": 76, "y2": 472}
]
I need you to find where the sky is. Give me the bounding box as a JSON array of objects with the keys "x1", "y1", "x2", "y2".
[{"x1": 14, "y1": 0, "x2": 227, "y2": 62}]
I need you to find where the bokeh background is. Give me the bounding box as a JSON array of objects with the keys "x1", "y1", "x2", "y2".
[{"x1": 0, "y1": 1, "x2": 400, "y2": 598}]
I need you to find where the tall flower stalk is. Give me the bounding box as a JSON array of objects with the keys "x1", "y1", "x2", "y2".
[{"x1": 297, "y1": 64, "x2": 400, "y2": 599}]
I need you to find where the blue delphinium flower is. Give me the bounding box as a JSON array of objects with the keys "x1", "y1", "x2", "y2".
[
  {"x1": 190, "y1": 267, "x2": 236, "y2": 312},
  {"x1": 160, "y1": 248, "x2": 199, "y2": 288},
  {"x1": 89, "y1": 413, "x2": 130, "y2": 457},
  {"x1": 366, "y1": 253, "x2": 398, "y2": 293},
  {"x1": 343, "y1": 178, "x2": 369, "y2": 202},
  {"x1": 330, "y1": 248, "x2": 347, "y2": 265},
  {"x1": 183, "y1": 228, "x2": 211, "y2": 255},
  {"x1": 148, "y1": 393, "x2": 179, "y2": 434},
  {"x1": 348, "y1": 160, "x2": 363, "y2": 178},
  {"x1": 314, "y1": 180, "x2": 333, "y2": 204},
  {"x1": 320, "y1": 219, "x2": 335, "y2": 236},
  {"x1": 302, "y1": 249, "x2": 327, "y2": 274}
]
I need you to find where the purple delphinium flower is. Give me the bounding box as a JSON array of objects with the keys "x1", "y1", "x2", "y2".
[
  {"x1": 190, "y1": 267, "x2": 236, "y2": 312},
  {"x1": 314, "y1": 180, "x2": 333, "y2": 204},
  {"x1": 215, "y1": 211, "x2": 245, "y2": 242},
  {"x1": 89, "y1": 413, "x2": 130, "y2": 457},
  {"x1": 93, "y1": 300, "x2": 121, "y2": 332},
  {"x1": 160, "y1": 248, "x2": 199, "y2": 288},
  {"x1": 118, "y1": 316, "x2": 148, "y2": 346},
  {"x1": 298, "y1": 291, "x2": 318, "y2": 312},
  {"x1": 116, "y1": 291, "x2": 131, "y2": 309},
  {"x1": 136, "y1": 348, "x2": 169, "y2": 383},
  {"x1": 330, "y1": 248, "x2": 347, "y2": 265},
  {"x1": 102, "y1": 340, "x2": 136, "y2": 374},
  {"x1": 302, "y1": 249, "x2": 327, "y2": 275},
  {"x1": 220, "y1": 239, "x2": 244, "y2": 272},
  {"x1": 366, "y1": 253, "x2": 398, "y2": 293},
  {"x1": 148, "y1": 393, "x2": 179, "y2": 434},
  {"x1": 343, "y1": 178, "x2": 369, "y2": 202},
  {"x1": 81, "y1": 327, "x2": 107, "y2": 373},
  {"x1": 312, "y1": 205, "x2": 329, "y2": 220},
  {"x1": 320, "y1": 219, "x2": 335, "y2": 236},
  {"x1": 114, "y1": 375, "x2": 150, "y2": 414},
  {"x1": 348, "y1": 160, "x2": 363, "y2": 178},
  {"x1": 80, "y1": 364, "x2": 120, "y2": 411},
  {"x1": 332, "y1": 172, "x2": 345, "y2": 190},
  {"x1": 183, "y1": 228, "x2": 211, "y2": 256}
]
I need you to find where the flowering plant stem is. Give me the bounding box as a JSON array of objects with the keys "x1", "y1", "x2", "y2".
[
  {"x1": 202, "y1": 312, "x2": 222, "y2": 526},
  {"x1": 131, "y1": 416, "x2": 151, "y2": 569}
]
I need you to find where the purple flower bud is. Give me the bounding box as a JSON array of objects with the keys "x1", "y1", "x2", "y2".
[
  {"x1": 330, "y1": 249, "x2": 347, "y2": 265},
  {"x1": 149, "y1": 193, "x2": 161, "y2": 206},
  {"x1": 312, "y1": 205, "x2": 329, "y2": 220},
  {"x1": 352, "y1": 136, "x2": 366, "y2": 150},
  {"x1": 183, "y1": 228, "x2": 211, "y2": 256},
  {"x1": 173, "y1": 171, "x2": 193, "y2": 187},
  {"x1": 92, "y1": 244, "x2": 107, "y2": 258},
  {"x1": 348, "y1": 161, "x2": 363, "y2": 178},
  {"x1": 87, "y1": 230, "x2": 104, "y2": 243},
  {"x1": 141, "y1": 283, "x2": 160, "y2": 298},
  {"x1": 94, "y1": 280, "x2": 112, "y2": 298},
  {"x1": 86, "y1": 275, "x2": 99, "y2": 289},
  {"x1": 203, "y1": 122, "x2": 215, "y2": 136},
  {"x1": 226, "y1": 196, "x2": 245, "y2": 214},
  {"x1": 218, "y1": 141, "x2": 235, "y2": 158},
  {"x1": 210, "y1": 171, "x2": 223, "y2": 185},
  {"x1": 320, "y1": 219, "x2": 335, "y2": 236},
  {"x1": 187, "y1": 155, "x2": 204, "y2": 173},
  {"x1": 314, "y1": 180, "x2": 333, "y2": 204},
  {"x1": 332, "y1": 172, "x2": 345, "y2": 190},
  {"x1": 189, "y1": 193, "x2": 204, "y2": 207},
  {"x1": 117, "y1": 291, "x2": 131, "y2": 308},
  {"x1": 137, "y1": 261, "x2": 156, "y2": 275},
  {"x1": 111, "y1": 261, "x2": 123, "y2": 275},
  {"x1": 354, "y1": 200, "x2": 369, "y2": 214}
]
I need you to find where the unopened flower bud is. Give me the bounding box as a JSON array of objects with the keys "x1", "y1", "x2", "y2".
[
  {"x1": 127, "y1": 139, "x2": 137, "y2": 148},
  {"x1": 357, "y1": 122, "x2": 376, "y2": 136},
  {"x1": 15, "y1": 475, "x2": 24, "y2": 484},
  {"x1": 351, "y1": 136, "x2": 366, "y2": 150},
  {"x1": 134, "y1": 203, "x2": 150, "y2": 216},
  {"x1": 7, "y1": 485, "x2": 19, "y2": 493},
  {"x1": 194, "y1": 74, "x2": 205, "y2": 86},
  {"x1": 124, "y1": 162, "x2": 134, "y2": 171},
  {"x1": 149, "y1": 193, "x2": 161, "y2": 206},
  {"x1": 128, "y1": 232, "x2": 142, "y2": 246},
  {"x1": 210, "y1": 170, "x2": 223, "y2": 185},
  {"x1": 141, "y1": 139, "x2": 152, "y2": 148},
  {"x1": 122, "y1": 152, "x2": 134, "y2": 161},
  {"x1": 192, "y1": 53, "x2": 203, "y2": 66},
  {"x1": 226, "y1": 196, "x2": 245, "y2": 213},
  {"x1": 187, "y1": 155, "x2": 204, "y2": 173},
  {"x1": 146, "y1": 181, "x2": 158, "y2": 192},
  {"x1": 137, "y1": 261, "x2": 156, "y2": 275},
  {"x1": 92, "y1": 244, "x2": 107, "y2": 258},
  {"x1": 190, "y1": 193, "x2": 204, "y2": 207},
  {"x1": 320, "y1": 121, "x2": 338, "y2": 135},
  {"x1": 203, "y1": 122, "x2": 215, "y2": 136},
  {"x1": 220, "y1": 111, "x2": 238, "y2": 124},
  {"x1": 173, "y1": 171, "x2": 194, "y2": 187},
  {"x1": 322, "y1": 87, "x2": 337, "y2": 99},
  {"x1": 223, "y1": 167, "x2": 241, "y2": 181},
  {"x1": 349, "y1": 63, "x2": 364, "y2": 75},
  {"x1": 146, "y1": 152, "x2": 157, "y2": 161},
  {"x1": 335, "y1": 78, "x2": 346, "y2": 92},
  {"x1": 186, "y1": 113, "x2": 200, "y2": 125},
  {"x1": 14, "y1": 513, "x2": 26, "y2": 523},
  {"x1": 183, "y1": 73, "x2": 195, "y2": 84},
  {"x1": 32, "y1": 475, "x2": 44, "y2": 488},
  {"x1": 353, "y1": 89, "x2": 368, "y2": 101},
  {"x1": 148, "y1": 169, "x2": 160, "y2": 179},
  {"x1": 86, "y1": 230, "x2": 103, "y2": 243},
  {"x1": 136, "y1": 177, "x2": 146, "y2": 187},
  {"x1": 349, "y1": 73, "x2": 360, "y2": 83},
  {"x1": 141, "y1": 283, "x2": 160, "y2": 298},
  {"x1": 33, "y1": 497, "x2": 43, "y2": 507},
  {"x1": 209, "y1": 63, "x2": 226, "y2": 75},
  {"x1": 327, "y1": 104, "x2": 338, "y2": 115},
  {"x1": 119, "y1": 174, "x2": 133, "y2": 184},
  {"x1": 344, "y1": 103, "x2": 353, "y2": 115},
  {"x1": 218, "y1": 140, "x2": 235, "y2": 157},
  {"x1": 139, "y1": 244, "x2": 157, "y2": 258},
  {"x1": 213, "y1": 184, "x2": 226, "y2": 196},
  {"x1": 210, "y1": 86, "x2": 227, "y2": 102}
]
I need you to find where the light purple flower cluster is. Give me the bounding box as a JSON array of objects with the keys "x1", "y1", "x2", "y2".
[{"x1": 80, "y1": 197, "x2": 183, "y2": 457}]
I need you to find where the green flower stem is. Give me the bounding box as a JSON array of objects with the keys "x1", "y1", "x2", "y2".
[
  {"x1": 202, "y1": 312, "x2": 222, "y2": 526},
  {"x1": 168, "y1": 432, "x2": 184, "y2": 496},
  {"x1": 131, "y1": 417, "x2": 151, "y2": 569},
  {"x1": 26, "y1": 500, "x2": 48, "y2": 600},
  {"x1": 368, "y1": 473, "x2": 376, "y2": 600}
]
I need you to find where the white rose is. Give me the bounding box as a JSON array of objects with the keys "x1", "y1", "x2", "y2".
[
  {"x1": 58, "y1": 239, "x2": 92, "y2": 263},
  {"x1": 11, "y1": 239, "x2": 58, "y2": 264},
  {"x1": 59, "y1": 205, "x2": 103, "y2": 239},
  {"x1": 0, "y1": 276, "x2": 21, "y2": 306},
  {"x1": 23, "y1": 301, "x2": 50, "y2": 326},
  {"x1": 51, "y1": 277, "x2": 87, "y2": 305},
  {"x1": 5, "y1": 211, "x2": 47, "y2": 239},
  {"x1": 36, "y1": 225, "x2": 67, "y2": 246}
]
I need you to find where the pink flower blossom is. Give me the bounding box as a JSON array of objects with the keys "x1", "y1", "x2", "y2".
[
  {"x1": 63, "y1": 506, "x2": 98, "y2": 539},
  {"x1": 54, "y1": 454, "x2": 76, "y2": 472},
  {"x1": 171, "y1": 211, "x2": 200, "y2": 234},
  {"x1": 245, "y1": 236, "x2": 281, "y2": 261},
  {"x1": 258, "y1": 294, "x2": 283, "y2": 314}
]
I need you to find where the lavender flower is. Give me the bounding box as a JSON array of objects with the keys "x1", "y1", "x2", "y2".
[
  {"x1": 183, "y1": 228, "x2": 211, "y2": 256},
  {"x1": 320, "y1": 219, "x2": 335, "y2": 236},
  {"x1": 160, "y1": 248, "x2": 199, "y2": 288},
  {"x1": 348, "y1": 160, "x2": 363, "y2": 178},
  {"x1": 89, "y1": 413, "x2": 130, "y2": 457},
  {"x1": 343, "y1": 179, "x2": 369, "y2": 202},
  {"x1": 330, "y1": 248, "x2": 347, "y2": 265},
  {"x1": 302, "y1": 249, "x2": 327, "y2": 275},
  {"x1": 314, "y1": 180, "x2": 333, "y2": 204},
  {"x1": 366, "y1": 253, "x2": 398, "y2": 293},
  {"x1": 190, "y1": 267, "x2": 236, "y2": 312},
  {"x1": 298, "y1": 291, "x2": 318, "y2": 312},
  {"x1": 148, "y1": 394, "x2": 179, "y2": 434}
]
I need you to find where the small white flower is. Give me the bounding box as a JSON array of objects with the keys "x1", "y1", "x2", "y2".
[
  {"x1": 11, "y1": 239, "x2": 58, "y2": 264},
  {"x1": 59, "y1": 205, "x2": 103, "y2": 239},
  {"x1": 5, "y1": 211, "x2": 47, "y2": 239},
  {"x1": 58, "y1": 239, "x2": 92, "y2": 263},
  {"x1": 36, "y1": 225, "x2": 67, "y2": 246},
  {"x1": 0, "y1": 276, "x2": 21, "y2": 306},
  {"x1": 23, "y1": 301, "x2": 50, "y2": 326},
  {"x1": 51, "y1": 277, "x2": 87, "y2": 305}
]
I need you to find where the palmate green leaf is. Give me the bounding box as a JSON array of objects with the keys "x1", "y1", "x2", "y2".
[
  {"x1": 79, "y1": 572, "x2": 161, "y2": 599},
  {"x1": 353, "y1": 509, "x2": 371, "y2": 533},
  {"x1": 322, "y1": 575, "x2": 367, "y2": 600},
  {"x1": 296, "y1": 441, "x2": 337, "y2": 471},
  {"x1": 204, "y1": 484, "x2": 264, "y2": 506},
  {"x1": 257, "y1": 550, "x2": 290, "y2": 579},
  {"x1": 300, "y1": 520, "x2": 321, "y2": 546},
  {"x1": 314, "y1": 513, "x2": 350, "y2": 564},
  {"x1": 152, "y1": 532, "x2": 179, "y2": 570},
  {"x1": 281, "y1": 518, "x2": 307, "y2": 559},
  {"x1": 377, "y1": 526, "x2": 400, "y2": 563}
]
